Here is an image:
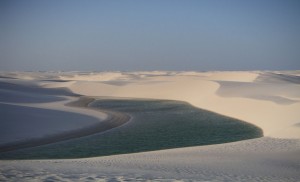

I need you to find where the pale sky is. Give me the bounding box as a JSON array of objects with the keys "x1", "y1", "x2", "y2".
[{"x1": 1, "y1": 0, "x2": 299, "y2": 71}]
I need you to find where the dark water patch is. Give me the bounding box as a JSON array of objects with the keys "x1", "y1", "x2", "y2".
[
  {"x1": 101, "y1": 80, "x2": 133, "y2": 86},
  {"x1": 0, "y1": 81, "x2": 80, "y2": 97},
  {"x1": 0, "y1": 103, "x2": 105, "y2": 152},
  {"x1": 0, "y1": 80, "x2": 80, "y2": 103},
  {"x1": 256, "y1": 72, "x2": 300, "y2": 84},
  {"x1": 40, "y1": 79, "x2": 71, "y2": 82},
  {"x1": 0, "y1": 76, "x2": 17, "y2": 79},
  {"x1": 0, "y1": 89, "x2": 66, "y2": 103},
  {"x1": 0, "y1": 99, "x2": 263, "y2": 159},
  {"x1": 293, "y1": 123, "x2": 300, "y2": 127}
]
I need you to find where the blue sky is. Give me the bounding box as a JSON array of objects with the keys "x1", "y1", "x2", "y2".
[{"x1": 1, "y1": 0, "x2": 299, "y2": 71}]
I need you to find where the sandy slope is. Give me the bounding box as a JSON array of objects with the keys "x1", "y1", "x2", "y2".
[
  {"x1": 68, "y1": 71, "x2": 300, "y2": 138},
  {"x1": 1, "y1": 138, "x2": 299, "y2": 181},
  {"x1": 0, "y1": 71, "x2": 300, "y2": 181}
]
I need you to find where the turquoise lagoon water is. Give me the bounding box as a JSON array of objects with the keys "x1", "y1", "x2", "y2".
[{"x1": 0, "y1": 99, "x2": 263, "y2": 159}]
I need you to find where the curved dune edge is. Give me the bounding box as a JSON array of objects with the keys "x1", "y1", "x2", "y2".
[
  {"x1": 0, "y1": 97, "x2": 131, "y2": 153},
  {"x1": 68, "y1": 72, "x2": 300, "y2": 139}
]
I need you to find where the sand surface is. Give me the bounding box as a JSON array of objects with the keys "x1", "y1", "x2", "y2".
[
  {"x1": 1, "y1": 138, "x2": 299, "y2": 181},
  {"x1": 67, "y1": 71, "x2": 300, "y2": 138},
  {"x1": 0, "y1": 71, "x2": 300, "y2": 181}
]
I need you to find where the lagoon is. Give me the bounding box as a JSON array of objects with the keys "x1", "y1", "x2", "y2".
[{"x1": 0, "y1": 99, "x2": 263, "y2": 159}]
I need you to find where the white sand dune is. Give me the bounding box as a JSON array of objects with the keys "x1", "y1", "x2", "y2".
[
  {"x1": 68, "y1": 71, "x2": 300, "y2": 138},
  {"x1": 0, "y1": 71, "x2": 300, "y2": 181},
  {"x1": 1, "y1": 138, "x2": 299, "y2": 181}
]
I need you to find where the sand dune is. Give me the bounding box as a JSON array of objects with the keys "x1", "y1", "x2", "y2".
[
  {"x1": 0, "y1": 71, "x2": 299, "y2": 181},
  {"x1": 67, "y1": 71, "x2": 300, "y2": 138},
  {"x1": 1, "y1": 138, "x2": 299, "y2": 181}
]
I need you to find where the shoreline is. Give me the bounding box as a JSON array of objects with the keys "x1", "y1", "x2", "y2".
[
  {"x1": 1, "y1": 137, "x2": 299, "y2": 181},
  {"x1": 0, "y1": 97, "x2": 131, "y2": 153},
  {"x1": 0, "y1": 71, "x2": 299, "y2": 181}
]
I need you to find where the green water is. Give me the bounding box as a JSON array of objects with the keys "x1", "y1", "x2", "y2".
[{"x1": 0, "y1": 99, "x2": 263, "y2": 159}]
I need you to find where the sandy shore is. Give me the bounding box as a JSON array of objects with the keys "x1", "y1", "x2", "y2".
[
  {"x1": 1, "y1": 137, "x2": 299, "y2": 181},
  {"x1": 0, "y1": 81, "x2": 130, "y2": 152},
  {"x1": 67, "y1": 71, "x2": 300, "y2": 139},
  {"x1": 0, "y1": 97, "x2": 130, "y2": 153},
  {"x1": 0, "y1": 71, "x2": 299, "y2": 181}
]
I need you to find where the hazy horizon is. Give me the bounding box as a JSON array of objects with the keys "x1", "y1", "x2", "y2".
[{"x1": 1, "y1": 0, "x2": 300, "y2": 71}]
